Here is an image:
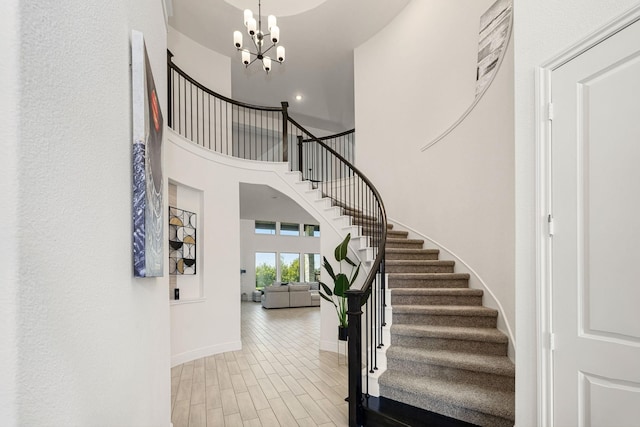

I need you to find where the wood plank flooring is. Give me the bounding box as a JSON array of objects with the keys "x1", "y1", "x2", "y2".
[{"x1": 171, "y1": 302, "x2": 348, "y2": 427}]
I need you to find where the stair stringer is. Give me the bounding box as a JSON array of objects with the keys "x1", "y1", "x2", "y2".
[
  {"x1": 282, "y1": 171, "x2": 377, "y2": 264},
  {"x1": 278, "y1": 171, "x2": 382, "y2": 354}
]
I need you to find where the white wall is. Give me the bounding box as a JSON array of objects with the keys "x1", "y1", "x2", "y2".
[
  {"x1": 167, "y1": 132, "x2": 345, "y2": 365},
  {"x1": 356, "y1": 0, "x2": 494, "y2": 145},
  {"x1": 0, "y1": 0, "x2": 19, "y2": 423},
  {"x1": 168, "y1": 142, "x2": 242, "y2": 365},
  {"x1": 239, "y1": 219, "x2": 321, "y2": 296},
  {"x1": 168, "y1": 27, "x2": 231, "y2": 96},
  {"x1": 513, "y1": 1, "x2": 640, "y2": 425},
  {"x1": 354, "y1": 0, "x2": 515, "y2": 346},
  {"x1": 5, "y1": 1, "x2": 170, "y2": 425}
]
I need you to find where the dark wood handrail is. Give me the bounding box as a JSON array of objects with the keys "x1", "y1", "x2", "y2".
[
  {"x1": 287, "y1": 118, "x2": 388, "y2": 285},
  {"x1": 167, "y1": 51, "x2": 283, "y2": 112},
  {"x1": 301, "y1": 128, "x2": 355, "y2": 143}
]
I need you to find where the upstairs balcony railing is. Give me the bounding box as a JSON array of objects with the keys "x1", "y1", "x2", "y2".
[{"x1": 168, "y1": 51, "x2": 385, "y2": 426}]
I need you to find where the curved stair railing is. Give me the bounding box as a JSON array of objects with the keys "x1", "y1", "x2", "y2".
[{"x1": 168, "y1": 52, "x2": 386, "y2": 426}]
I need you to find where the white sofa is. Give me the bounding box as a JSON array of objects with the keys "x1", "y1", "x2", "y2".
[{"x1": 261, "y1": 282, "x2": 321, "y2": 308}]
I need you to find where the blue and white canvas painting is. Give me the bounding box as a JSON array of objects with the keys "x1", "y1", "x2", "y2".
[{"x1": 132, "y1": 30, "x2": 164, "y2": 277}]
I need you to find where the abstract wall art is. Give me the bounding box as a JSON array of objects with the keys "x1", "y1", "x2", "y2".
[
  {"x1": 169, "y1": 207, "x2": 197, "y2": 275},
  {"x1": 475, "y1": 0, "x2": 512, "y2": 96},
  {"x1": 132, "y1": 30, "x2": 164, "y2": 277}
]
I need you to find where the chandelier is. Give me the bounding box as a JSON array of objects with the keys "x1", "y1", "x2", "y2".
[{"x1": 233, "y1": 0, "x2": 285, "y2": 73}]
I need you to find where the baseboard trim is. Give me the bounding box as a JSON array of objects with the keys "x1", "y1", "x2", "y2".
[
  {"x1": 171, "y1": 341, "x2": 242, "y2": 367},
  {"x1": 320, "y1": 340, "x2": 343, "y2": 354}
]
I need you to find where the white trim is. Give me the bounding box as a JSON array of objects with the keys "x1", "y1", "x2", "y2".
[
  {"x1": 535, "y1": 4, "x2": 640, "y2": 426},
  {"x1": 170, "y1": 297, "x2": 207, "y2": 306},
  {"x1": 161, "y1": 0, "x2": 172, "y2": 30},
  {"x1": 535, "y1": 64, "x2": 554, "y2": 427},
  {"x1": 171, "y1": 341, "x2": 241, "y2": 367},
  {"x1": 320, "y1": 339, "x2": 335, "y2": 353},
  {"x1": 420, "y1": 1, "x2": 513, "y2": 152},
  {"x1": 388, "y1": 217, "x2": 516, "y2": 356}
]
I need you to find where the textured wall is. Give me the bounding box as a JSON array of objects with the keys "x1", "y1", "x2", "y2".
[
  {"x1": 513, "y1": 1, "x2": 640, "y2": 425},
  {"x1": 0, "y1": 0, "x2": 20, "y2": 423},
  {"x1": 11, "y1": 1, "x2": 169, "y2": 425},
  {"x1": 354, "y1": 0, "x2": 515, "y2": 348}
]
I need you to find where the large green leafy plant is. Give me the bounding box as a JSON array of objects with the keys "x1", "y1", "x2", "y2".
[{"x1": 319, "y1": 233, "x2": 361, "y2": 328}]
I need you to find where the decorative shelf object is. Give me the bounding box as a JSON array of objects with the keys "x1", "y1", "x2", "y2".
[{"x1": 168, "y1": 206, "x2": 197, "y2": 275}]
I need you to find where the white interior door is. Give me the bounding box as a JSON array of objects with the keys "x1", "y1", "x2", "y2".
[{"x1": 550, "y1": 18, "x2": 640, "y2": 427}]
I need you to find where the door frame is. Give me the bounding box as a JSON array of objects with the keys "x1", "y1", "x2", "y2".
[{"x1": 535, "y1": 5, "x2": 640, "y2": 426}]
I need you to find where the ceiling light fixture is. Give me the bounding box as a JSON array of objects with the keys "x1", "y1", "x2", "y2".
[{"x1": 233, "y1": 0, "x2": 285, "y2": 73}]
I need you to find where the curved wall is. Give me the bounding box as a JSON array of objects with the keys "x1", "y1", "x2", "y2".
[
  {"x1": 167, "y1": 131, "x2": 347, "y2": 364},
  {"x1": 354, "y1": 0, "x2": 515, "y2": 344},
  {"x1": 168, "y1": 27, "x2": 232, "y2": 96}
]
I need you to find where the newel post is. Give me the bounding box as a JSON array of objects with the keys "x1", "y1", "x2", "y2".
[
  {"x1": 281, "y1": 101, "x2": 289, "y2": 163},
  {"x1": 167, "y1": 50, "x2": 174, "y2": 128},
  {"x1": 297, "y1": 135, "x2": 304, "y2": 178},
  {"x1": 346, "y1": 289, "x2": 364, "y2": 427}
]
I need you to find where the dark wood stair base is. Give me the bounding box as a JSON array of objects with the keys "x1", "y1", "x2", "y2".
[{"x1": 363, "y1": 396, "x2": 480, "y2": 427}]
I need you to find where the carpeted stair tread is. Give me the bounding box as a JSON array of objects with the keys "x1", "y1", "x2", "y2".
[
  {"x1": 391, "y1": 288, "x2": 482, "y2": 297},
  {"x1": 386, "y1": 248, "x2": 440, "y2": 261},
  {"x1": 387, "y1": 238, "x2": 424, "y2": 245},
  {"x1": 386, "y1": 346, "x2": 514, "y2": 377},
  {"x1": 390, "y1": 324, "x2": 508, "y2": 343},
  {"x1": 392, "y1": 305, "x2": 498, "y2": 317},
  {"x1": 387, "y1": 260, "x2": 455, "y2": 273},
  {"x1": 386, "y1": 248, "x2": 439, "y2": 254},
  {"x1": 378, "y1": 371, "x2": 515, "y2": 423},
  {"x1": 343, "y1": 210, "x2": 378, "y2": 222},
  {"x1": 351, "y1": 217, "x2": 391, "y2": 227},
  {"x1": 389, "y1": 273, "x2": 470, "y2": 280},
  {"x1": 385, "y1": 230, "x2": 409, "y2": 238},
  {"x1": 387, "y1": 260, "x2": 455, "y2": 267}
]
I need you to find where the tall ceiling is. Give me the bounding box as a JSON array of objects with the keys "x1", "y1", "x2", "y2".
[{"x1": 168, "y1": 0, "x2": 410, "y2": 132}]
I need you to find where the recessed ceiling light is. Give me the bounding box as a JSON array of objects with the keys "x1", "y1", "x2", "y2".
[{"x1": 295, "y1": 95, "x2": 302, "y2": 101}]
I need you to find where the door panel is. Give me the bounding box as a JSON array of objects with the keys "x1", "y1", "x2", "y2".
[
  {"x1": 580, "y1": 373, "x2": 640, "y2": 427},
  {"x1": 551, "y1": 18, "x2": 640, "y2": 427}
]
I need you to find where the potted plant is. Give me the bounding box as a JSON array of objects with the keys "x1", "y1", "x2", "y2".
[{"x1": 319, "y1": 233, "x2": 361, "y2": 341}]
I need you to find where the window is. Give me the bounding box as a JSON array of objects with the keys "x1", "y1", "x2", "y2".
[
  {"x1": 255, "y1": 252, "x2": 276, "y2": 288},
  {"x1": 280, "y1": 222, "x2": 300, "y2": 236},
  {"x1": 280, "y1": 253, "x2": 300, "y2": 282},
  {"x1": 304, "y1": 253, "x2": 321, "y2": 282},
  {"x1": 304, "y1": 224, "x2": 320, "y2": 237},
  {"x1": 255, "y1": 220, "x2": 276, "y2": 235}
]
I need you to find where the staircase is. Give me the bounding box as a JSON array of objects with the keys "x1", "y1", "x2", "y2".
[
  {"x1": 166, "y1": 58, "x2": 514, "y2": 426},
  {"x1": 374, "y1": 224, "x2": 515, "y2": 427}
]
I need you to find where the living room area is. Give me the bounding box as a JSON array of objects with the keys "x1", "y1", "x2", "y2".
[{"x1": 239, "y1": 183, "x2": 322, "y2": 310}]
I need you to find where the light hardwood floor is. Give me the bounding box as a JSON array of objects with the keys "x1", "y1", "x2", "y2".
[{"x1": 171, "y1": 302, "x2": 348, "y2": 427}]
